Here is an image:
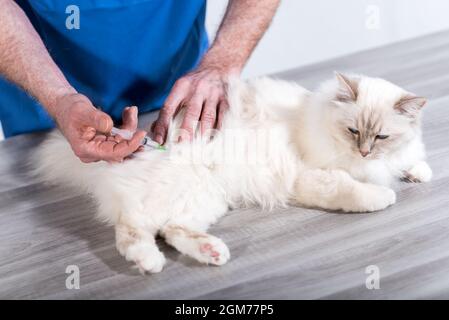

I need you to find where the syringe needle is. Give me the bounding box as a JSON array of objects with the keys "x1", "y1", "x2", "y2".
[
  {"x1": 111, "y1": 127, "x2": 166, "y2": 151},
  {"x1": 141, "y1": 137, "x2": 166, "y2": 151}
]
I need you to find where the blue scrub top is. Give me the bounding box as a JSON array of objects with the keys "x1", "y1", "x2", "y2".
[{"x1": 0, "y1": 0, "x2": 208, "y2": 137}]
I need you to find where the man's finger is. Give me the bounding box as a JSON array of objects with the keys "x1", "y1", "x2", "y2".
[
  {"x1": 88, "y1": 109, "x2": 113, "y2": 133},
  {"x1": 216, "y1": 99, "x2": 229, "y2": 130},
  {"x1": 121, "y1": 106, "x2": 138, "y2": 132},
  {"x1": 200, "y1": 97, "x2": 218, "y2": 136},
  {"x1": 79, "y1": 156, "x2": 97, "y2": 164},
  {"x1": 114, "y1": 106, "x2": 138, "y2": 143},
  {"x1": 81, "y1": 126, "x2": 97, "y2": 141},
  {"x1": 100, "y1": 130, "x2": 147, "y2": 161},
  {"x1": 179, "y1": 95, "x2": 203, "y2": 142},
  {"x1": 153, "y1": 79, "x2": 190, "y2": 144},
  {"x1": 92, "y1": 135, "x2": 107, "y2": 143},
  {"x1": 153, "y1": 109, "x2": 171, "y2": 145},
  {"x1": 150, "y1": 121, "x2": 157, "y2": 133},
  {"x1": 111, "y1": 130, "x2": 147, "y2": 159}
]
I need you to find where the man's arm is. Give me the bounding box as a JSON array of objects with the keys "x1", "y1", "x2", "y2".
[
  {"x1": 0, "y1": 0, "x2": 76, "y2": 116},
  {"x1": 153, "y1": 0, "x2": 281, "y2": 143},
  {"x1": 0, "y1": 0, "x2": 145, "y2": 162}
]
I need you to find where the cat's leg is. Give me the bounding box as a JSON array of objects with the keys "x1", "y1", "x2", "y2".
[
  {"x1": 361, "y1": 161, "x2": 393, "y2": 187},
  {"x1": 160, "y1": 221, "x2": 230, "y2": 266},
  {"x1": 115, "y1": 215, "x2": 166, "y2": 274},
  {"x1": 294, "y1": 168, "x2": 396, "y2": 212},
  {"x1": 403, "y1": 161, "x2": 432, "y2": 183}
]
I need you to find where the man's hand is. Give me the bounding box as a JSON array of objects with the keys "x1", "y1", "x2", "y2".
[
  {"x1": 152, "y1": 65, "x2": 230, "y2": 144},
  {"x1": 152, "y1": 0, "x2": 280, "y2": 144},
  {"x1": 0, "y1": 0, "x2": 147, "y2": 161},
  {"x1": 54, "y1": 93, "x2": 146, "y2": 163}
]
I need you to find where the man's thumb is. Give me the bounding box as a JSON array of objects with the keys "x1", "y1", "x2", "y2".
[{"x1": 91, "y1": 110, "x2": 113, "y2": 133}]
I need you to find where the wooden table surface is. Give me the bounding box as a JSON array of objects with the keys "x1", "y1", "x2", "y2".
[{"x1": 1, "y1": 30, "x2": 449, "y2": 299}]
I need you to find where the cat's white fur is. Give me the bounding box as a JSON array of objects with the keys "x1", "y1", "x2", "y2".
[{"x1": 33, "y1": 74, "x2": 432, "y2": 273}]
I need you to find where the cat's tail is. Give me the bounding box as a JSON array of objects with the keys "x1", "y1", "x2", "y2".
[{"x1": 32, "y1": 130, "x2": 107, "y2": 193}]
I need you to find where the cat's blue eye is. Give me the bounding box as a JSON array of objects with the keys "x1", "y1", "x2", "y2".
[
  {"x1": 376, "y1": 134, "x2": 389, "y2": 140},
  {"x1": 348, "y1": 127, "x2": 359, "y2": 134}
]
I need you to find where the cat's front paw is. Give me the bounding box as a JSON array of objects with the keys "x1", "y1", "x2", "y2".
[
  {"x1": 124, "y1": 242, "x2": 166, "y2": 274},
  {"x1": 355, "y1": 185, "x2": 396, "y2": 212},
  {"x1": 403, "y1": 161, "x2": 432, "y2": 183}
]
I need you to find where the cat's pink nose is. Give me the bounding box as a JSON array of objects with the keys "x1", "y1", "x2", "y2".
[{"x1": 360, "y1": 149, "x2": 370, "y2": 157}]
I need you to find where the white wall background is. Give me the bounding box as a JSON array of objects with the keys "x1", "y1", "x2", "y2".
[{"x1": 206, "y1": 0, "x2": 449, "y2": 78}]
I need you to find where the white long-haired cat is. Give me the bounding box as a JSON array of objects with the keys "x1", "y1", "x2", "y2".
[{"x1": 34, "y1": 73, "x2": 432, "y2": 273}]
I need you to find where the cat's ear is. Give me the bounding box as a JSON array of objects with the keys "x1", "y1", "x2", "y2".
[
  {"x1": 334, "y1": 72, "x2": 359, "y2": 102},
  {"x1": 394, "y1": 94, "x2": 427, "y2": 118}
]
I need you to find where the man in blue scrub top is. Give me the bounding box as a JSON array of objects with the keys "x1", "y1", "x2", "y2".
[{"x1": 0, "y1": 0, "x2": 280, "y2": 162}]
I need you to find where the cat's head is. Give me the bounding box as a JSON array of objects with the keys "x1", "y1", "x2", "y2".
[{"x1": 323, "y1": 72, "x2": 427, "y2": 159}]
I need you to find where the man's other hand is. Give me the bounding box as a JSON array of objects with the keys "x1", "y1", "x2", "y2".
[
  {"x1": 54, "y1": 93, "x2": 146, "y2": 163},
  {"x1": 152, "y1": 66, "x2": 231, "y2": 144}
]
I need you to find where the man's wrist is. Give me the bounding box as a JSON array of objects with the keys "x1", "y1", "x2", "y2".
[
  {"x1": 198, "y1": 50, "x2": 244, "y2": 76},
  {"x1": 198, "y1": 61, "x2": 242, "y2": 78},
  {"x1": 42, "y1": 86, "x2": 78, "y2": 119}
]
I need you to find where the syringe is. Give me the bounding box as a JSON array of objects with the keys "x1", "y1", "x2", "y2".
[{"x1": 111, "y1": 127, "x2": 166, "y2": 151}]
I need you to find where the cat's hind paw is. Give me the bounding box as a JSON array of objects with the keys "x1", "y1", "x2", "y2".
[
  {"x1": 197, "y1": 237, "x2": 231, "y2": 266},
  {"x1": 403, "y1": 161, "x2": 432, "y2": 183},
  {"x1": 125, "y1": 242, "x2": 166, "y2": 274},
  {"x1": 162, "y1": 225, "x2": 231, "y2": 266}
]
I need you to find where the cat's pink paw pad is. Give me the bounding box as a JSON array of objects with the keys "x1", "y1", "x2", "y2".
[
  {"x1": 197, "y1": 238, "x2": 230, "y2": 266},
  {"x1": 200, "y1": 243, "x2": 212, "y2": 253},
  {"x1": 199, "y1": 243, "x2": 220, "y2": 259}
]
